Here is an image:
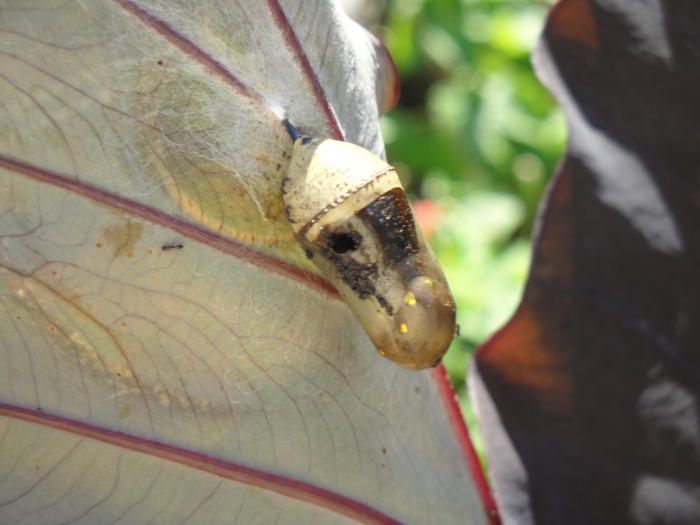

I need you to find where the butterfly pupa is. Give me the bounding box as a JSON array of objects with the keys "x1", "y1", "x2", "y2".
[{"x1": 281, "y1": 120, "x2": 456, "y2": 370}]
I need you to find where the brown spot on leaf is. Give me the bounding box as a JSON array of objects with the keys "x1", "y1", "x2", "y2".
[
  {"x1": 118, "y1": 403, "x2": 132, "y2": 420},
  {"x1": 102, "y1": 220, "x2": 144, "y2": 258},
  {"x1": 478, "y1": 306, "x2": 573, "y2": 414},
  {"x1": 548, "y1": 0, "x2": 599, "y2": 53}
]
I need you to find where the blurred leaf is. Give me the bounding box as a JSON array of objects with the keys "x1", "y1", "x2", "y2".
[
  {"x1": 382, "y1": 4, "x2": 565, "y2": 431},
  {"x1": 384, "y1": 0, "x2": 565, "y2": 228},
  {"x1": 434, "y1": 193, "x2": 529, "y2": 345}
]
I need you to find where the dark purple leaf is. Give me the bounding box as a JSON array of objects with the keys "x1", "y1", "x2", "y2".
[{"x1": 472, "y1": 1, "x2": 700, "y2": 524}]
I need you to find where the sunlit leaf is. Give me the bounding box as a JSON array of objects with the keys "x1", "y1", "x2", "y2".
[{"x1": 0, "y1": 1, "x2": 494, "y2": 523}]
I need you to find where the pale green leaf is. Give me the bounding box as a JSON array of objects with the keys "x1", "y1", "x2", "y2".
[{"x1": 0, "y1": 1, "x2": 492, "y2": 523}]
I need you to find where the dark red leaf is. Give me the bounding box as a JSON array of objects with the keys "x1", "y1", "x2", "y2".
[{"x1": 472, "y1": 1, "x2": 700, "y2": 524}]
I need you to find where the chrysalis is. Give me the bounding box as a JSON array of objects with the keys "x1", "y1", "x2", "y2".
[{"x1": 281, "y1": 120, "x2": 456, "y2": 370}]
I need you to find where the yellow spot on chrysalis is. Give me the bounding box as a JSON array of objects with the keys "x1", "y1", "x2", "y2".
[
  {"x1": 404, "y1": 291, "x2": 416, "y2": 306},
  {"x1": 421, "y1": 277, "x2": 436, "y2": 287},
  {"x1": 400, "y1": 323, "x2": 408, "y2": 334},
  {"x1": 378, "y1": 349, "x2": 386, "y2": 356}
]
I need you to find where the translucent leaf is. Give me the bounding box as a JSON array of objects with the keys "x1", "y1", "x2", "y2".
[{"x1": 0, "y1": 1, "x2": 493, "y2": 523}]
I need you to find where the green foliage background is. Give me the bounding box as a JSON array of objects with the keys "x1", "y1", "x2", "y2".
[{"x1": 381, "y1": 0, "x2": 564, "y2": 454}]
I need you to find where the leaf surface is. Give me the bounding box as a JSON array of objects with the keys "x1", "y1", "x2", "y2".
[
  {"x1": 0, "y1": 1, "x2": 495, "y2": 523},
  {"x1": 471, "y1": 1, "x2": 700, "y2": 523}
]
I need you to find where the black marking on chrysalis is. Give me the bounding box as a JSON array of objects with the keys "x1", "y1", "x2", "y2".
[{"x1": 358, "y1": 188, "x2": 420, "y2": 268}]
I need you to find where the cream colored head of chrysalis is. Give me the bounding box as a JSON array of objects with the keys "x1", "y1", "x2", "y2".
[{"x1": 281, "y1": 120, "x2": 456, "y2": 370}]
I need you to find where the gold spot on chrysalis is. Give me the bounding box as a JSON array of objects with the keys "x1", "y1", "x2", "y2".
[{"x1": 404, "y1": 291, "x2": 416, "y2": 305}]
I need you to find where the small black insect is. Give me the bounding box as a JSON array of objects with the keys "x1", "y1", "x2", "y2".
[{"x1": 162, "y1": 243, "x2": 184, "y2": 251}]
